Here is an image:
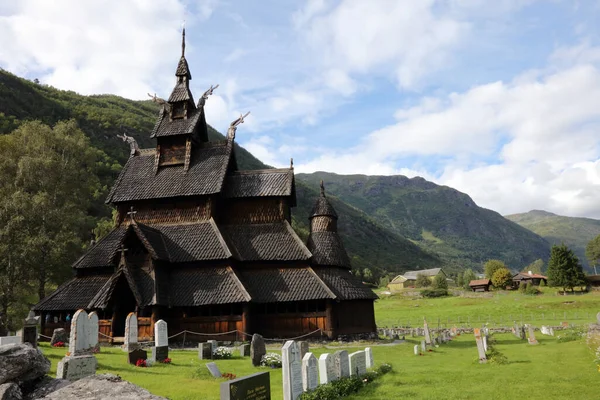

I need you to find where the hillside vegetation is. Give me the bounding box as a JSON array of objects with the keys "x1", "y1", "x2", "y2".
[{"x1": 506, "y1": 209, "x2": 600, "y2": 271}]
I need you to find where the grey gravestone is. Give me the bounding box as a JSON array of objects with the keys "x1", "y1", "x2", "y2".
[
  {"x1": 348, "y1": 351, "x2": 366, "y2": 376},
  {"x1": 0, "y1": 336, "x2": 20, "y2": 346},
  {"x1": 318, "y1": 353, "x2": 335, "y2": 384},
  {"x1": 421, "y1": 340, "x2": 426, "y2": 352},
  {"x1": 199, "y1": 343, "x2": 213, "y2": 360},
  {"x1": 128, "y1": 348, "x2": 147, "y2": 365},
  {"x1": 239, "y1": 344, "x2": 250, "y2": 357},
  {"x1": 208, "y1": 340, "x2": 218, "y2": 354},
  {"x1": 282, "y1": 340, "x2": 303, "y2": 400},
  {"x1": 87, "y1": 312, "x2": 99, "y2": 353},
  {"x1": 333, "y1": 350, "x2": 349, "y2": 379},
  {"x1": 22, "y1": 310, "x2": 38, "y2": 348},
  {"x1": 251, "y1": 334, "x2": 266, "y2": 367},
  {"x1": 51, "y1": 328, "x2": 68, "y2": 346},
  {"x1": 414, "y1": 345, "x2": 419, "y2": 355},
  {"x1": 365, "y1": 347, "x2": 374, "y2": 368},
  {"x1": 220, "y1": 371, "x2": 271, "y2": 400},
  {"x1": 123, "y1": 312, "x2": 138, "y2": 352},
  {"x1": 56, "y1": 355, "x2": 98, "y2": 381},
  {"x1": 206, "y1": 362, "x2": 222, "y2": 378},
  {"x1": 151, "y1": 346, "x2": 169, "y2": 363},
  {"x1": 301, "y1": 352, "x2": 318, "y2": 392},
  {"x1": 474, "y1": 328, "x2": 487, "y2": 363},
  {"x1": 424, "y1": 319, "x2": 432, "y2": 345},
  {"x1": 483, "y1": 335, "x2": 488, "y2": 352},
  {"x1": 298, "y1": 341, "x2": 309, "y2": 360},
  {"x1": 527, "y1": 325, "x2": 538, "y2": 345}
]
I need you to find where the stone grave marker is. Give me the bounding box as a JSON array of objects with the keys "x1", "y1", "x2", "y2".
[
  {"x1": 208, "y1": 339, "x2": 218, "y2": 354},
  {"x1": 483, "y1": 335, "x2": 488, "y2": 352},
  {"x1": 206, "y1": 362, "x2": 222, "y2": 378},
  {"x1": 199, "y1": 342, "x2": 213, "y2": 360},
  {"x1": 69, "y1": 310, "x2": 90, "y2": 355},
  {"x1": 318, "y1": 353, "x2": 335, "y2": 384},
  {"x1": 527, "y1": 325, "x2": 538, "y2": 345},
  {"x1": 473, "y1": 328, "x2": 487, "y2": 364},
  {"x1": 251, "y1": 334, "x2": 266, "y2": 367},
  {"x1": 451, "y1": 326, "x2": 457, "y2": 336},
  {"x1": 128, "y1": 348, "x2": 148, "y2": 365},
  {"x1": 420, "y1": 340, "x2": 426, "y2": 352},
  {"x1": 123, "y1": 312, "x2": 138, "y2": 352},
  {"x1": 220, "y1": 371, "x2": 271, "y2": 400},
  {"x1": 424, "y1": 319, "x2": 432, "y2": 345},
  {"x1": 239, "y1": 343, "x2": 250, "y2": 357},
  {"x1": 22, "y1": 310, "x2": 39, "y2": 348},
  {"x1": 298, "y1": 341, "x2": 309, "y2": 359},
  {"x1": 301, "y1": 352, "x2": 318, "y2": 392},
  {"x1": 0, "y1": 336, "x2": 21, "y2": 346},
  {"x1": 151, "y1": 319, "x2": 168, "y2": 362},
  {"x1": 50, "y1": 328, "x2": 67, "y2": 346},
  {"x1": 88, "y1": 312, "x2": 99, "y2": 353},
  {"x1": 333, "y1": 350, "x2": 349, "y2": 379},
  {"x1": 365, "y1": 347, "x2": 374, "y2": 368},
  {"x1": 56, "y1": 355, "x2": 98, "y2": 381},
  {"x1": 414, "y1": 345, "x2": 419, "y2": 355},
  {"x1": 282, "y1": 340, "x2": 303, "y2": 400},
  {"x1": 348, "y1": 351, "x2": 367, "y2": 376}
]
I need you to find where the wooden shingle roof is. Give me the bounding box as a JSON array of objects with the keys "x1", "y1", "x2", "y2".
[
  {"x1": 223, "y1": 169, "x2": 294, "y2": 198},
  {"x1": 169, "y1": 267, "x2": 250, "y2": 306},
  {"x1": 306, "y1": 231, "x2": 351, "y2": 268},
  {"x1": 34, "y1": 275, "x2": 112, "y2": 311},
  {"x1": 150, "y1": 105, "x2": 203, "y2": 138},
  {"x1": 312, "y1": 267, "x2": 378, "y2": 300}
]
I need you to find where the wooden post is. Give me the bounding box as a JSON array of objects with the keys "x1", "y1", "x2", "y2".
[
  {"x1": 241, "y1": 303, "x2": 250, "y2": 342},
  {"x1": 325, "y1": 300, "x2": 336, "y2": 339}
]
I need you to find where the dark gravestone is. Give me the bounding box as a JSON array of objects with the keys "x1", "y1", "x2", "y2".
[
  {"x1": 128, "y1": 349, "x2": 147, "y2": 365},
  {"x1": 220, "y1": 371, "x2": 271, "y2": 400},
  {"x1": 50, "y1": 328, "x2": 68, "y2": 346},
  {"x1": 239, "y1": 344, "x2": 250, "y2": 357},
  {"x1": 151, "y1": 346, "x2": 169, "y2": 362},
  {"x1": 22, "y1": 326, "x2": 38, "y2": 348},
  {"x1": 250, "y1": 334, "x2": 266, "y2": 367},
  {"x1": 199, "y1": 343, "x2": 212, "y2": 360}
]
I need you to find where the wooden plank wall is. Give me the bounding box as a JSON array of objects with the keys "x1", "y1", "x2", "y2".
[{"x1": 253, "y1": 313, "x2": 326, "y2": 339}]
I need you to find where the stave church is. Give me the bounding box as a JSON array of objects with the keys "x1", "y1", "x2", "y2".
[{"x1": 34, "y1": 30, "x2": 377, "y2": 342}]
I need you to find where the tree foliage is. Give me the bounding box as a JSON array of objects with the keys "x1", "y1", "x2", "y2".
[
  {"x1": 524, "y1": 258, "x2": 544, "y2": 274},
  {"x1": 484, "y1": 259, "x2": 507, "y2": 279},
  {"x1": 585, "y1": 234, "x2": 600, "y2": 271},
  {"x1": 491, "y1": 268, "x2": 513, "y2": 290},
  {"x1": 432, "y1": 274, "x2": 448, "y2": 290},
  {"x1": 462, "y1": 268, "x2": 476, "y2": 290},
  {"x1": 415, "y1": 273, "x2": 431, "y2": 288},
  {"x1": 547, "y1": 244, "x2": 587, "y2": 293}
]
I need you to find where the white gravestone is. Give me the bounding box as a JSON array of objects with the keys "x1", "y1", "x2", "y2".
[
  {"x1": 88, "y1": 312, "x2": 99, "y2": 352},
  {"x1": 318, "y1": 353, "x2": 336, "y2": 384},
  {"x1": 527, "y1": 325, "x2": 538, "y2": 345},
  {"x1": 68, "y1": 310, "x2": 90, "y2": 355},
  {"x1": 123, "y1": 312, "x2": 138, "y2": 352},
  {"x1": 348, "y1": 351, "x2": 367, "y2": 376},
  {"x1": 282, "y1": 340, "x2": 303, "y2": 400},
  {"x1": 365, "y1": 347, "x2": 374, "y2": 369},
  {"x1": 414, "y1": 345, "x2": 419, "y2": 355},
  {"x1": 483, "y1": 335, "x2": 488, "y2": 352},
  {"x1": 155, "y1": 319, "x2": 168, "y2": 347},
  {"x1": 333, "y1": 350, "x2": 349, "y2": 379},
  {"x1": 421, "y1": 340, "x2": 426, "y2": 352},
  {"x1": 424, "y1": 319, "x2": 432, "y2": 345},
  {"x1": 301, "y1": 352, "x2": 318, "y2": 392},
  {"x1": 474, "y1": 328, "x2": 487, "y2": 363}
]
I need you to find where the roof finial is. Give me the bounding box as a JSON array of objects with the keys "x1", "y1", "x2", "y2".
[
  {"x1": 227, "y1": 111, "x2": 251, "y2": 140},
  {"x1": 181, "y1": 21, "x2": 186, "y2": 57},
  {"x1": 290, "y1": 158, "x2": 294, "y2": 169},
  {"x1": 198, "y1": 84, "x2": 219, "y2": 107},
  {"x1": 127, "y1": 206, "x2": 137, "y2": 224},
  {"x1": 320, "y1": 180, "x2": 325, "y2": 196}
]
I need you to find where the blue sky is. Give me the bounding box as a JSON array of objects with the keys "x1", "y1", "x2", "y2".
[{"x1": 1, "y1": 0, "x2": 600, "y2": 218}]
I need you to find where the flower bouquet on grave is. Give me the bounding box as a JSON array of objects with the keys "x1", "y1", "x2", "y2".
[
  {"x1": 221, "y1": 372, "x2": 237, "y2": 380},
  {"x1": 135, "y1": 359, "x2": 147, "y2": 368},
  {"x1": 213, "y1": 347, "x2": 233, "y2": 359},
  {"x1": 52, "y1": 341, "x2": 65, "y2": 347},
  {"x1": 160, "y1": 357, "x2": 172, "y2": 364},
  {"x1": 260, "y1": 353, "x2": 282, "y2": 368}
]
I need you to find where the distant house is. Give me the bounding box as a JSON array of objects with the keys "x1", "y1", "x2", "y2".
[
  {"x1": 388, "y1": 268, "x2": 445, "y2": 291},
  {"x1": 469, "y1": 279, "x2": 491, "y2": 292},
  {"x1": 587, "y1": 275, "x2": 600, "y2": 288},
  {"x1": 512, "y1": 271, "x2": 548, "y2": 286}
]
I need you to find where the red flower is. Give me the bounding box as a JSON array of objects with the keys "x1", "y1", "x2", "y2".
[
  {"x1": 160, "y1": 358, "x2": 172, "y2": 364},
  {"x1": 52, "y1": 342, "x2": 65, "y2": 347},
  {"x1": 135, "y1": 359, "x2": 147, "y2": 368},
  {"x1": 221, "y1": 372, "x2": 237, "y2": 380}
]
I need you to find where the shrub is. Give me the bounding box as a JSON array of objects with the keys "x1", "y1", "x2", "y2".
[
  {"x1": 557, "y1": 327, "x2": 585, "y2": 343},
  {"x1": 432, "y1": 274, "x2": 448, "y2": 290},
  {"x1": 539, "y1": 279, "x2": 546, "y2": 287},
  {"x1": 213, "y1": 347, "x2": 233, "y2": 360},
  {"x1": 491, "y1": 268, "x2": 513, "y2": 290},
  {"x1": 525, "y1": 284, "x2": 540, "y2": 296},
  {"x1": 519, "y1": 282, "x2": 528, "y2": 293},
  {"x1": 377, "y1": 363, "x2": 392, "y2": 374},
  {"x1": 421, "y1": 288, "x2": 449, "y2": 298},
  {"x1": 415, "y1": 273, "x2": 431, "y2": 288},
  {"x1": 486, "y1": 346, "x2": 508, "y2": 365},
  {"x1": 260, "y1": 352, "x2": 282, "y2": 368}
]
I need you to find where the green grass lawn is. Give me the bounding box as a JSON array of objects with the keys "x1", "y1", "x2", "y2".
[{"x1": 38, "y1": 290, "x2": 600, "y2": 399}]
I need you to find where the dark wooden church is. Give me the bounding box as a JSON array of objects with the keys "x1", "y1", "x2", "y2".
[{"x1": 34, "y1": 30, "x2": 377, "y2": 342}]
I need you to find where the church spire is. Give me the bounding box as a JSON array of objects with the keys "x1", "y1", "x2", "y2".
[{"x1": 181, "y1": 26, "x2": 186, "y2": 57}]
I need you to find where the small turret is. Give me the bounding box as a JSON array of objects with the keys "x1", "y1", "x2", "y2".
[{"x1": 309, "y1": 181, "x2": 338, "y2": 232}]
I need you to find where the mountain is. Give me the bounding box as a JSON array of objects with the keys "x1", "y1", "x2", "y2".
[
  {"x1": 505, "y1": 210, "x2": 600, "y2": 271},
  {"x1": 0, "y1": 69, "x2": 438, "y2": 274},
  {"x1": 296, "y1": 172, "x2": 551, "y2": 272}
]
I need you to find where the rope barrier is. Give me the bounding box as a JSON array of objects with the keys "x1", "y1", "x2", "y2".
[{"x1": 38, "y1": 334, "x2": 52, "y2": 339}]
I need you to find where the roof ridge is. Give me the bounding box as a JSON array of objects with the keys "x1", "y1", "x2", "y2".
[
  {"x1": 284, "y1": 220, "x2": 313, "y2": 259},
  {"x1": 209, "y1": 217, "x2": 233, "y2": 259},
  {"x1": 231, "y1": 168, "x2": 292, "y2": 175},
  {"x1": 227, "y1": 266, "x2": 252, "y2": 302},
  {"x1": 34, "y1": 277, "x2": 77, "y2": 309},
  {"x1": 306, "y1": 266, "x2": 337, "y2": 300}
]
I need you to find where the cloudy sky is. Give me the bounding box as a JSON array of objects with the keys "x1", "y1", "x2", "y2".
[{"x1": 1, "y1": 0, "x2": 600, "y2": 218}]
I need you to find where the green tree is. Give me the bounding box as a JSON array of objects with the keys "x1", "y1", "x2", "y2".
[
  {"x1": 462, "y1": 268, "x2": 476, "y2": 290},
  {"x1": 484, "y1": 259, "x2": 507, "y2": 279},
  {"x1": 362, "y1": 268, "x2": 373, "y2": 282},
  {"x1": 585, "y1": 234, "x2": 600, "y2": 274},
  {"x1": 547, "y1": 244, "x2": 587, "y2": 294},
  {"x1": 432, "y1": 274, "x2": 448, "y2": 290},
  {"x1": 455, "y1": 272, "x2": 464, "y2": 288},
  {"x1": 415, "y1": 273, "x2": 431, "y2": 288},
  {"x1": 491, "y1": 268, "x2": 513, "y2": 290},
  {"x1": 524, "y1": 259, "x2": 544, "y2": 274}
]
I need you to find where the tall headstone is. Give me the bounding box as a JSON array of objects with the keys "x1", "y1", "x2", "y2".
[
  {"x1": 298, "y1": 341, "x2": 309, "y2": 360},
  {"x1": 282, "y1": 341, "x2": 303, "y2": 400},
  {"x1": 421, "y1": 340, "x2": 426, "y2": 352},
  {"x1": 69, "y1": 310, "x2": 90, "y2": 355},
  {"x1": 88, "y1": 312, "x2": 99, "y2": 352},
  {"x1": 22, "y1": 310, "x2": 39, "y2": 348},
  {"x1": 414, "y1": 344, "x2": 419, "y2": 355},
  {"x1": 424, "y1": 319, "x2": 432, "y2": 345},
  {"x1": 365, "y1": 347, "x2": 374, "y2": 368},
  {"x1": 251, "y1": 334, "x2": 266, "y2": 367},
  {"x1": 483, "y1": 335, "x2": 488, "y2": 352},
  {"x1": 123, "y1": 312, "x2": 138, "y2": 352},
  {"x1": 348, "y1": 351, "x2": 367, "y2": 376},
  {"x1": 151, "y1": 319, "x2": 169, "y2": 362},
  {"x1": 318, "y1": 353, "x2": 335, "y2": 384},
  {"x1": 473, "y1": 328, "x2": 487, "y2": 363},
  {"x1": 58, "y1": 309, "x2": 97, "y2": 381},
  {"x1": 527, "y1": 325, "x2": 538, "y2": 345},
  {"x1": 333, "y1": 350, "x2": 349, "y2": 379},
  {"x1": 301, "y1": 352, "x2": 318, "y2": 392}
]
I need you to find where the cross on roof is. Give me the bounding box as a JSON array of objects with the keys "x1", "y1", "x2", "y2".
[
  {"x1": 127, "y1": 206, "x2": 137, "y2": 222},
  {"x1": 119, "y1": 246, "x2": 129, "y2": 258}
]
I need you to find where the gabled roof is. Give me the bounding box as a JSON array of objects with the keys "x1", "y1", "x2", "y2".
[
  {"x1": 390, "y1": 275, "x2": 407, "y2": 283},
  {"x1": 223, "y1": 169, "x2": 294, "y2": 198},
  {"x1": 73, "y1": 227, "x2": 126, "y2": 269},
  {"x1": 312, "y1": 267, "x2": 378, "y2": 300},
  {"x1": 469, "y1": 279, "x2": 491, "y2": 287},
  {"x1": 513, "y1": 272, "x2": 547, "y2": 280},
  {"x1": 169, "y1": 266, "x2": 250, "y2": 306},
  {"x1": 306, "y1": 231, "x2": 351, "y2": 268},
  {"x1": 106, "y1": 141, "x2": 232, "y2": 203},
  {"x1": 175, "y1": 56, "x2": 191, "y2": 78},
  {"x1": 34, "y1": 275, "x2": 112, "y2": 311},
  {"x1": 222, "y1": 222, "x2": 312, "y2": 262},
  {"x1": 131, "y1": 223, "x2": 170, "y2": 261},
  {"x1": 167, "y1": 80, "x2": 194, "y2": 103},
  {"x1": 402, "y1": 268, "x2": 443, "y2": 280},
  {"x1": 150, "y1": 106, "x2": 203, "y2": 138}
]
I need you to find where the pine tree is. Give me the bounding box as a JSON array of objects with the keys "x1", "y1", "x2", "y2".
[{"x1": 547, "y1": 244, "x2": 587, "y2": 293}]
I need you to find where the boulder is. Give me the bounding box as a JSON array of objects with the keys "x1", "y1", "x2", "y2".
[
  {"x1": 50, "y1": 329, "x2": 68, "y2": 346},
  {"x1": 0, "y1": 344, "x2": 50, "y2": 385},
  {"x1": 43, "y1": 374, "x2": 166, "y2": 399},
  {"x1": 0, "y1": 383, "x2": 22, "y2": 400},
  {"x1": 250, "y1": 334, "x2": 266, "y2": 367},
  {"x1": 23, "y1": 376, "x2": 71, "y2": 400}
]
